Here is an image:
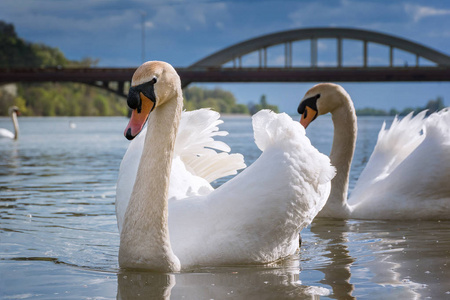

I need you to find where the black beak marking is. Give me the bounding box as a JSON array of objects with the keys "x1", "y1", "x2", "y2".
[
  {"x1": 125, "y1": 128, "x2": 134, "y2": 141},
  {"x1": 127, "y1": 77, "x2": 157, "y2": 113},
  {"x1": 298, "y1": 94, "x2": 320, "y2": 115},
  {"x1": 127, "y1": 88, "x2": 142, "y2": 113}
]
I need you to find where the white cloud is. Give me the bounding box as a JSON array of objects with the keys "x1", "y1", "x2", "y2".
[
  {"x1": 215, "y1": 21, "x2": 224, "y2": 30},
  {"x1": 288, "y1": 0, "x2": 405, "y2": 30},
  {"x1": 431, "y1": 30, "x2": 450, "y2": 38},
  {"x1": 145, "y1": 21, "x2": 154, "y2": 29},
  {"x1": 0, "y1": 0, "x2": 228, "y2": 34},
  {"x1": 271, "y1": 54, "x2": 285, "y2": 66},
  {"x1": 404, "y1": 4, "x2": 450, "y2": 22},
  {"x1": 133, "y1": 20, "x2": 155, "y2": 30},
  {"x1": 317, "y1": 40, "x2": 329, "y2": 51},
  {"x1": 144, "y1": 1, "x2": 228, "y2": 31}
]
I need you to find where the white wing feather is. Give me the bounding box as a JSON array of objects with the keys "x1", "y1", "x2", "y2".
[
  {"x1": 174, "y1": 109, "x2": 246, "y2": 182},
  {"x1": 168, "y1": 110, "x2": 335, "y2": 266},
  {"x1": 349, "y1": 109, "x2": 450, "y2": 219}
]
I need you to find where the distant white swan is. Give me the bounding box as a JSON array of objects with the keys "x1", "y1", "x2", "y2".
[
  {"x1": 0, "y1": 106, "x2": 19, "y2": 140},
  {"x1": 116, "y1": 61, "x2": 335, "y2": 272},
  {"x1": 298, "y1": 83, "x2": 450, "y2": 220},
  {"x1": 69, "y1": 121, "x2": 76, "y2": 129}
]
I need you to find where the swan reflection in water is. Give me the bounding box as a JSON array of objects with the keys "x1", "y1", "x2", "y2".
[
  {"x1": 116, "y1": 220, "x2": 449, "y2": 299},
  {"x1": 117, "y1": 260, "x2": 330, "y2": 300},
  {"x1": 309, "y1": 219, "x2": 449, "y2": 299},
  {"x1": 309, "y1": 219, "x2": 356, "y2": 299}
]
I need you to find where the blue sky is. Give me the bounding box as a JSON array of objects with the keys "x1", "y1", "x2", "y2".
[{"x1": 1, "y1": 0, "x2": 449, "y2": 113}]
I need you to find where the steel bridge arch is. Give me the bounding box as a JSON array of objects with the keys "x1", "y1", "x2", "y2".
[{"x1": 189, "y1": 27, "x2": 450, "y2": 68}]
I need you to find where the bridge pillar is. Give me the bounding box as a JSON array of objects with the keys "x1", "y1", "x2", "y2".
[
  {"x1": 311, "y1": 38, "x2": 318, "y2": 67},
  {"x1": 258, "y1": 47, "x2": 267, "y2": 68},
  {"x1": 363, "y1": 41, "x2": 368, "y2": 67},
  {"x1": 259, "y1": 49, "x2": 262, "y2": 68},
  {"x1": 285, "y1": 42, "x2": 292, "y2": 68},
  {"x1": 390, "y1": 46, "x2": 394, "y2": 67},
  {"x1": 263, "y1": 47, "x2": 267, "y2": 68},
  {"x1": 337, "y1": 38, "x2": 343, "y2": 67},
  {"x1": 284, "y1": 43, "x2": 287, "y2": 67},
  {"x1": 118, "y1": 81, "x2": 124, "y2": 96}
]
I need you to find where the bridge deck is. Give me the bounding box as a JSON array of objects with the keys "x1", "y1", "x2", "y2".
[{"x1": 1, "y1": 66, "x2": 449, "y2": 85}]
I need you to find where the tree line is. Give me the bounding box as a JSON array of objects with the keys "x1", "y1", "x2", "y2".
[
  {"x1": 0, "y1": 21, "x2": 279, "y2": 117},
  {"x1": 183, "y1": 86, "x2": 278, "y2": 115},
  {"x1": 356, "y1": 97, "x2": 445, "y2": 116}
]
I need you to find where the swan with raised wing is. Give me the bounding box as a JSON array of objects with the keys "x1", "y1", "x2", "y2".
[
  {"x1": 0, "y1": 106, "x2": 19, "y2": 140},
  {"x1": 298, "y1": 83, "x2": 450, "y2": 220},
  {"x1": 116, "y1": 61, "x2": 335, "y2": 272}
]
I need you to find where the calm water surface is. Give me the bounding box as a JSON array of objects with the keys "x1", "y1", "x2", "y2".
[{"x1": 0, "y1": 115, "x2": 449, "y2": 299}]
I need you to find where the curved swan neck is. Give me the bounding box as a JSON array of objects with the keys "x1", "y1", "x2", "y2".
[
  {"x1": 119, "y1": 94, "x2": 182, "y2": 272},
  {"x1": 11, "y1": 111, "x2": 19, "y2": 140},
  {"x1": 319, "y1": 100, "x2": 356, "y2": 218}
]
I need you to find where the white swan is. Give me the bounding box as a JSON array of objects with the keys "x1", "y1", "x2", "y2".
[
  {"x1": 298, "y1": 83, "x2": 450, "y2": 220},
  {"x1": 0, "y1": 106, "x2": 19, "y2": 140},
  {"x1": 116, "y1": 61, "x2": 335, "y2": 272}
]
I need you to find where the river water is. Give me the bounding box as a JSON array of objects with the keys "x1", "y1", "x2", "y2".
[{"x1": 0, "y1": 115, "x2": 448, "y2": 299}]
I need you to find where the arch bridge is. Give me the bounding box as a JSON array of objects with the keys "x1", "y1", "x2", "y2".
[
  {"x1": 1, "y1": 27, "x2": 449, "y2": 96},
  {"x1": 181, "y1": 27, "x2": 450, "y2": 87}
]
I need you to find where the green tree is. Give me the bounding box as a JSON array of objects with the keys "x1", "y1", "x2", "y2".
[
  {"x1": 356, "y1": 107, "x2": 389, "y2": 116},
  {"x1": 183, "y1": 86, "x2": 249, "y2": 114},
  {"x1": 260, "y1": 95, "x2": 268, "y2": 107},
  {"x1": 94, "y1": 95, "x2": 111, "y2": 116},
  {"x1": 231, "y1": 104, "x2": 249, "y2": 114},
  {"x1": 355, "y1": 96, "x2": 446, "y2": 117},
  {"x1": 248, "y1": 94, "x2": 279, "y2": 115},
  {"x1": 389, "y1": 108, "x2": 399, "y2": 116},
  {"x1": 424, "y1": 97, "x2": 445, "y2": 114},
  {"x1": 0, "y1": 21, "x2": 129, "y2": 117}
]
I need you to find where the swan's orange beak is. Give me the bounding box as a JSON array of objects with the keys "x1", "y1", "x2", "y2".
[
  {"x1": 300, "y1": 106, "x2": 317, "y2": 129},
  {"x1": 124, "y1": 93, "x2": 155, "y2": 140}
]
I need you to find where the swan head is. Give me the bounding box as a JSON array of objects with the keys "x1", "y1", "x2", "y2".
[
  {"x1": 8, "y1": 106, "x2": 20, "y2": 116},
  {"x1": 124, "y1": 61, "x2": 181, "y2": 140},
  {"x1": 298, "y1": 83, "x2": 351, "y2": 128}
]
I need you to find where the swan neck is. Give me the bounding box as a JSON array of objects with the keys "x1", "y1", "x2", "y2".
[
  {"x1": 320, "y1": 102, "x2": 356, "y2": 218},
  {"x1": 11, "y1": 111, "x2": 19, "y2": 140},
  {"x1": 119, "y1": 94, "x2": 182, "y2": 272}
]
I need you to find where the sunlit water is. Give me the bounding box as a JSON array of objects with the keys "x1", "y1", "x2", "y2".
[{"x1": 0, "y1": 115, "x2": 449, "y2": 299}]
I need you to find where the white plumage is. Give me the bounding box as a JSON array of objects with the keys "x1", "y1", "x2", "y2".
[
  {"x1": 348, "y1": 109, "x2": 450, "y2": 219},
  {"x1": 0, "y1": 106, "x2": 19, "y2": 140},
  {"x1": 166, "y1": 110, "x2": 335, "y2": 267},
  {"x1": 0, "y1": 128, "x2": 14, "y2": 139}
]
